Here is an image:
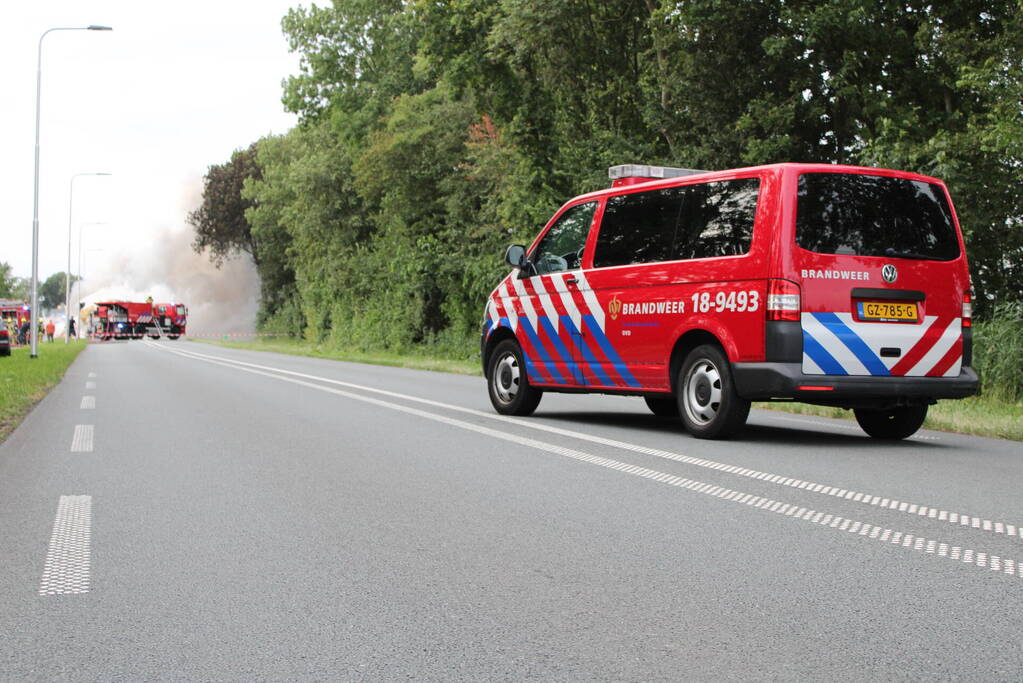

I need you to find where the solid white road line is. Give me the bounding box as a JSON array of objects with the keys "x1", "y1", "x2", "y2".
[
  {"x1": 145, "y1": 342, "x2": 1022, "y2": 582},
  {"x1": 145, "y1": 342, "x2": 1023, "y2": 544},
  {"x1": 80, "y1": 396, "x2": 96, "y2": 410},
  {"x1": 71, "y1": 425, "x2": 94, "y2": 453},
  {"x1": 39, "y1": 495, "x2": 92, "y2": 595}
]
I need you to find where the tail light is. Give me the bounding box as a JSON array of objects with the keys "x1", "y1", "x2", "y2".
[
  {"x1": 962, "y1": 291, "x2": 972, "y2": 327},
  {"x1": 767, "y1": 279, "x2": 801, "y2": 322}
]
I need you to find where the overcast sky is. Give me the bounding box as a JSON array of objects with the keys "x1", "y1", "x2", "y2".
[{"x1": 4, "y1": 1, "x2": 302, "y2": 292}]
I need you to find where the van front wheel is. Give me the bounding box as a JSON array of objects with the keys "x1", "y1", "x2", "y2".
[
  {"x1": 853, "y1": 404, "x2": 928, "y2": 440},
  {"x1": 487, "y1": 340, "x2": 542, "y2": 416},
  {"x1": 677, "y1": 344, "x2": 750, "y2": 439}
]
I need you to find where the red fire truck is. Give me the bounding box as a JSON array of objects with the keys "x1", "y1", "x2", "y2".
[
  {"x1": 0, "y1": 300, "x2": 32, "y2": 345},
  {"x1": 91, "y1": 301, "x2": 187, "y2": 340},
  {"x1": 92, "y1": 302, "x2": 131, "y2": 339},
  {"x1": 150, "y1": 302, "x2": 188, "y2": 339}
]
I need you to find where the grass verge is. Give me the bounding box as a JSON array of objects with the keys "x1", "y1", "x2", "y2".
[
  {"x1": 0, "y1": 341, "x2": 88, "y2": 442},
  {"x1": 196, "y1": 337, "x2": 1020, "y2": 441}
]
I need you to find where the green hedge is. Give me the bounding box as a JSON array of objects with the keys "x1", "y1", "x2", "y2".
[{"x1": 973, "y1": 304, "x2": 1023, "y2": 404}]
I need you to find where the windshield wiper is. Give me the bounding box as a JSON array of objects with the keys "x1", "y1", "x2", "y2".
[{"x1": 883, "y1": 248, "x2": 935, "y2": 260}]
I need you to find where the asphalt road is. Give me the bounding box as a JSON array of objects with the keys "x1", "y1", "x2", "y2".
[{"x1": 1, "y1": 339, "x2": 1021, "y2": 681}]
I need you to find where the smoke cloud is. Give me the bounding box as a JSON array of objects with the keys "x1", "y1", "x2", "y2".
[{"x1": 74, "y1": 182, "x2": 259, "y2": 335}]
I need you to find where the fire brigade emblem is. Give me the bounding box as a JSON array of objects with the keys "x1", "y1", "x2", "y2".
[{"x1": 608, "y1": 295, "x2": 622, "y2": 320}]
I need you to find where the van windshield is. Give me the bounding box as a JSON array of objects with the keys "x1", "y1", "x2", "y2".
[{"x1": 796, "y1": 173, "x2": 960, "y2": 261}]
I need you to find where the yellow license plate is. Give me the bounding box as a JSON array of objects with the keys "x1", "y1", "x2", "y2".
[{"x1": 857, "y1": 301, "x2": 918, "y2": 322}]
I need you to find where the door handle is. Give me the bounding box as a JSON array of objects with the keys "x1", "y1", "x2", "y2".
[{"x1": 565, "y1": 277, "x2": 578, "y2": 285}]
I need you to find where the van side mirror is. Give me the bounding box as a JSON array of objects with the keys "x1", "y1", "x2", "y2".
[{"x1": 504, "y1": 244, "x2": 528, "y2": 269}]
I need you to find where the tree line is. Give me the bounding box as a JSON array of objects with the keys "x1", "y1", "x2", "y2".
[
  {"x1": 190, "y1": 0, "x2": 1023, "y2": 354},
  {"x1": 0, "y1": 265, "x2": 78, "y2": 312}
]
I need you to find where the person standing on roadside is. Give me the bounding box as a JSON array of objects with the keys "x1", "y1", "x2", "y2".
[
  {"x1": 45, "y1": 320, "x2": 55, "y2": 343},
  {"x1": 69, "y1": 317, "x2": 77, "y2": 339}
]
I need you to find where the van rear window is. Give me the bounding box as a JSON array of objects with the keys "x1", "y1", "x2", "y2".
[{"x1": 796, "y1": 173, "x2": 960, "y2": 261}]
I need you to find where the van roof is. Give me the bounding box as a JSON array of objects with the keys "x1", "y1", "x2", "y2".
[{"x1": 572, "y1": 162, "x2": 947, "y2": 204}]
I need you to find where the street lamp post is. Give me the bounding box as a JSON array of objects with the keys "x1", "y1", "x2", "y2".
[
  {"x1": 65, "y1": 175, "x2": 110, "y2": 343},
  {"x1": 30, "y1": 24, "x2": 112, "y2": 358}
]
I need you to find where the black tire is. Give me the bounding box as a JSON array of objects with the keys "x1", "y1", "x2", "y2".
[
  {"x1": 168, "y1": 335, "x2": 180, "y2": 340},
  {"x1": 854, "y1": 404, "x2": 928, "y2": 440},
  {"x1": 0, "y1": 348, "x2": 10, "y2": 357},
  {"x1": 487, "y1": 339, "x2": 542, "y2": 416},
  {"x1": 644, "y1": 396, "x2": 678, "y2": 417},
  {"x1": 677, "y1": 344, "x2": 750, "y2": 439}
]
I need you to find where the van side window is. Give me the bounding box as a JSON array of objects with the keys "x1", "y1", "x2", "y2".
[
  {"x1": 673, "y1": 178, "x2": 760, "y2": 260},
  {"x1": 592, "y1": 187, "x2": 684, "y2": 268},
  {"x1": 531, "y1": 201, "x2": 597, "y2": 275}
]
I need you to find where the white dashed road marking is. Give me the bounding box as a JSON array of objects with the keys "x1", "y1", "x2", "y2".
[
  {"x1": 85, "y1": 381, "x2": 96, "y2": 390},
  {"x1": 39, "y1": 495, "x2": 92, "y2": 595},
  {"x1": 87, "y1": 372, "x2": 96, "y2": 378},
  {"x1": 147, "y1": 342, "x2": 1022, "y2": 582},
  {"x1": 71, "y1": 425, "x2": 94, "y2": 452},
  {"x1": 80, "y1": 396, "x2": 95, "y2": 410}
]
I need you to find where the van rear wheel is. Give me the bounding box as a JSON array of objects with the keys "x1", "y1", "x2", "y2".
[
  {"x1": 677, "y1": 344, "x2": 750, "y2": 440},
  {"x1": 487, "y1": 339, "x2": 542, "y2": 416},
  {"x1": 853, "y1": 404, "x2": 928, "y2": 440}
]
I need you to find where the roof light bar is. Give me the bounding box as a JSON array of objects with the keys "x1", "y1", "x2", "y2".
[{"x1": 608, "y1": 164, "x2": 708, "y2": 180}]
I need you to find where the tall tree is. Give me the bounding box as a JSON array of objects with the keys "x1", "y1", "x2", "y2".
[
  {"x1": 189, "y1": 143, "x2": 262, "y2": 267},
  {"x1": 0, "y1": 262, "x2": 18, "y2": 299},
  {"x1": 281, "y1": 0, "x2": 423, "y2": 123},
  {"x1": 38, "y1": 272, "x2": 78, "y2": 311}
]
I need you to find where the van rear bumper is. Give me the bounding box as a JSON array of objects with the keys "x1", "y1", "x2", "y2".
[{"x1": 733, "y1": 362, "x2": 979, "y2": 405}]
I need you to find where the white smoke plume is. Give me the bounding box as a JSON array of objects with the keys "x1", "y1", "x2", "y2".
[{"x1": 73, "y1": 183, "x2": 259, "y2": 335}]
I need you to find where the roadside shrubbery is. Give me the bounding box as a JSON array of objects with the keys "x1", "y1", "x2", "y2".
[
  {"x1": 187, "y1": 1, "x2": 1023, "y2": 411},
  {"x1": 973, "y1": 304, "x2": 1023, "y2": 404}
]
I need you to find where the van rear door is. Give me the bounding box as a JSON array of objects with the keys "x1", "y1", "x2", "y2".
[{"x1": 791, "y1": 171, "x2": 969, "y2": 378}]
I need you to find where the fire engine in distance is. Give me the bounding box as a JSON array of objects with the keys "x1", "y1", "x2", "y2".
[{"x1": 90, "y1": 301, "x2": 187, "y2": 340}]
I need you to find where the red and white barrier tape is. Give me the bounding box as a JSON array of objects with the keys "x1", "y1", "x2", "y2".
[
  {"x1": 179, "y1": 332, "x2": 293, "y2": 338},
  {"x1": 84, "y1": 332, "x2": 294, "y2": 341}
]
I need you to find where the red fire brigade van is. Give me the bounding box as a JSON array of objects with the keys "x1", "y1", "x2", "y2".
[{"x1": 482, "y1": 163, "x2": 977, "y2": 440}]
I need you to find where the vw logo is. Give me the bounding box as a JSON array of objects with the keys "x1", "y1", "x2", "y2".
[{"x1": 882, "y1": 264, "x2": 898, "y2": 283}]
